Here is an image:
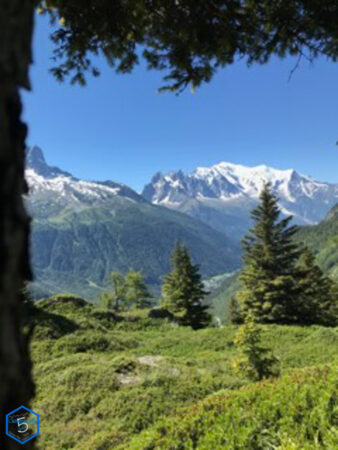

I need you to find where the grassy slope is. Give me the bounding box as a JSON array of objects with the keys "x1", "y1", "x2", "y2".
[
  {"x1": 296, "y1": 204, "x2": 338, "y2": 281},
  {"x1": 124, "y1": 363, "x2": 338, "y2": 449},
  {"x1": 27, "y1": 296, "x2": 338, "y2": 449}
]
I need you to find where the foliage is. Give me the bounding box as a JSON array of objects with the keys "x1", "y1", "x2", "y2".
[
  {"x1": 30, "y1": 200, "x2": 240, "y2": 299},
  {"x1": 235, "y1": 185, "x2": 338, "y2": 326},
  {"x1": 125, "y1": 270, "x2": 153, "y2": 309},
  {"x1": 37, "y1": 1, "x2": 338, "y2": 92},
  {"x1": 233, "y1": 313, "x2": 280, "y2": 381},
  {"x1": 99, "y1": 270, "x2": 153, "y2": 311},
  {"x1": 162, "y1": 243, "x2": 211, "y2": 329},
  {"x1": 99, "y1": 272, "x2": 128, "y2": 312},
  {"x1": 238, "y1": 183, "x2": 301, "y2": 323},
  {"x1": 228, "y1": 296, "x2": 243, "y2": 324},
  {"x1": 124, "y1": 363, "x2": 338, "y2": 449},
  {"x1": 296, "y1": 203, "x2": 338, "y2": 281},
  {"x1": 28, "y1": 296, "x2": 338, "y2": 449},
  {"x1": 210, "y1": 204, "x2": 338, "y2": 325},
  {"x1": 295, "y1": 248, "x2": 338, "y2": 326}
]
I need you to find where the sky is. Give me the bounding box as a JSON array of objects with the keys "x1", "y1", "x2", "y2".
[{"x1": 23, "y1": 15, "x2": 338, "y2": 192}]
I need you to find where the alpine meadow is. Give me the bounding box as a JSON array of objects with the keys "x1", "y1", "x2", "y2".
[{"x1": 1, "y1": 1, "x2": 338, "y2": 450}]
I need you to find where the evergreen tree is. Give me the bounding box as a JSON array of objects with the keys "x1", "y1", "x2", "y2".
[
  {"x1": 162, "y1": 243, "x2": 210, "y2": 329},
  {"x1": 237, "y1": 182, "x2": 301, "y2": 323},
  {"x1": 99, "y1": 272, "x2": 127, "y2": 312},
  {"x1": 296, "y1": 248, "x2": 338, "y2": 326},
  {"x1": 233, "y1": 313, "x2": 280, "y2": 381},
  {"x1": 125, "y1": 270, "x2": 153, "y2": 309}
]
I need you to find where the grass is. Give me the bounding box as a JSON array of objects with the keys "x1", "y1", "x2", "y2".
[
  {"x1": 124, "y1": 363, "x2": 338, "y2": 449},
  {"x1": 27, "y1": 295, "x2": 338, "y2": 449}
]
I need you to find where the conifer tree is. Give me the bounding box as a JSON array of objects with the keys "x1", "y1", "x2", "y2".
[
  {"x1": 125, "y1": 270, "x2": 153, "y2": 309},
  {"x1": 296, "y1": 248, "x2": 338, "y2": 326},
  {"x1": 233, "y1": 312, "x2": 280, "y2": 381},
  {"x1": 162, "y1": 243, "x2": 210, "y2": 329},
  {"x1": 237, "y1": 182, "x2": 301, "y2": 323}
]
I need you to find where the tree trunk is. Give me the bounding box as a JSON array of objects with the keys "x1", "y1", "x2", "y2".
[{"x1": 0, "y1": 1, "x2": 35, "y2": 448}]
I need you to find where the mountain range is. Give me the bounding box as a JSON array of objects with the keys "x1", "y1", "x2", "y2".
[
  {"x1": 26, "y1": 146, "x2": 337, "y2": 299},
  {"x1": 143, "y1": 162, "x2": 338, "y2": 239},
  {"x1": 26, "y1": 147, "x2": 239, "y2": 299}
]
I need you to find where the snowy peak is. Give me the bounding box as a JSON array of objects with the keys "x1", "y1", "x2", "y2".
[
  {"x1": 25, "y1": 146, "x2": 144, "y2": 210},
  {"x1": 26, "y1": 146, "x2": 73, "y2": 179},
  {"x1": 142, "y1": 161, "x2": 338, "y2": 228},
  {"x1": 143, "y1": 160, "x2": 336, "y2": 203},
  {"x1": 193, "y1": 162, "x2": 306, "y2": 200},
  {"x1": 27, "y1": 146, "x2": 45, "y2": 169}
]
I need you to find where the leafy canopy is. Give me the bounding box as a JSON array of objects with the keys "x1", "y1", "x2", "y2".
[
  {"x1": 99, "y1": 270, "x2": 152, "y2": 311},
  {"x1": 38, "y1": 0, "x2": 338, "y2": 92}
]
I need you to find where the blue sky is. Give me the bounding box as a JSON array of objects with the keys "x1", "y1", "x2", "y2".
[{"x1": 23, "y1": 15, "x2": 338, "y2": 191}]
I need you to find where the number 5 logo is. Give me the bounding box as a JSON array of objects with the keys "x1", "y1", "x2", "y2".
[
  {"x1": 6, "y1": 406, "x2": 39, "y2": 444},
  {"x1": 17, "y1": 417, "x2": 29, "y2": 433}
]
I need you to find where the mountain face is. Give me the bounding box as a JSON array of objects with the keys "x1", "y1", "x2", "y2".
[
  {"x1": 143, "y1": 162, "x2": 338, "y2": 239},
  {"x1": 26, "y1": 146, "x2": 145, "y2": 219},
  {"x1": 26, "y1": 147, "x2": 240, "y2": 299}
]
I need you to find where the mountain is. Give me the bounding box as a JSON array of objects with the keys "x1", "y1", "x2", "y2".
[
  {"x1": 26, "y1": 147, "x2": 240, "y2": 299},
  {"x1": 296, "y1": 203, "x2": 338, "y2": 281},
  {"x1": 143, "y1": 162, "x2": 338, "y2": 239}
]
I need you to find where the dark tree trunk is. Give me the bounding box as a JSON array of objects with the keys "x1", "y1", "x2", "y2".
[{"x1": 0, "y1": 1, "x2": 35, "y2": 448}]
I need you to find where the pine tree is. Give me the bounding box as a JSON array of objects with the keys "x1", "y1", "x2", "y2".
[
  {"x1": 237, "y1": 182, "x2": 301, "y2": 323},
  {"x1": 99, "y1": 272, "x2": 127, "y2": 312},
  {"x1": 162, "y1": 243, "x2": 210, "y2": 329},
  {"x1": 296, "y1": 248, "x2": 338, "y2": 326},
  {"x1": 125, "y1": 270, "x2": 153, "y2": 309},
  {"x1": 233, "y1": 312, "x2": 280, "y2": 381}
]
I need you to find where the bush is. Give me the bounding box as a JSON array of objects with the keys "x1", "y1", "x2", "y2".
[{"x1": 233, "y1": 314, "x2": 280, "y2": 381}]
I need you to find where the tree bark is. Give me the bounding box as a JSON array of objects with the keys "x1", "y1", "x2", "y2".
[{"x1": 0, "y1": 1, "x2": 35, "y2": 448}]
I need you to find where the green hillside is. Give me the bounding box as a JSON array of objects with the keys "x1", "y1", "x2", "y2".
[
  {"x1": 30, "y1": 199, "x2": 240, "y2": 299},
  {"x1": 124, "y1": 362, "x2": 338, "y2": 449},
  {"x1": 296, "y1": 204, "x2": 338, "y2": 281},
  {"x1": 207, "y1": 272, "x2": 241, "y2": 323},
  {"x1": 27, "y1": 296, "x2": 338, "y2": 449}
]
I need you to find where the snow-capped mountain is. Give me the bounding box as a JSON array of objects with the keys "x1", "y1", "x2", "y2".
[
  {"x1": 26, "y1": 146, "x2": 144, "y2": 217},
  {"x1": 142, "y1": 162, "x2": 338, "y2": 239},
  {"x1": 26, "y1": 147, "x2": 240, "y2": 299}
]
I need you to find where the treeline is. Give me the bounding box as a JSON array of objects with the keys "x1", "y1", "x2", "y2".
[
  {"x1": 98, "y1": 242, "x2": 210, "y2": 330},
  {"x1": 99, "y1": 182, "x2": 337, "y2": 332}
]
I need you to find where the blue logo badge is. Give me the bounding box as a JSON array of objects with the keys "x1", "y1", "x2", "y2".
[{"x1": 6, "y1": 406, "x2": 39, "y2": 444}]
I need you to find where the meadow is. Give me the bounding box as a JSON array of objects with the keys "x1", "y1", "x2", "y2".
[{"x1": 25, "y1": 295, "x2": 338, "y2": 449}]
